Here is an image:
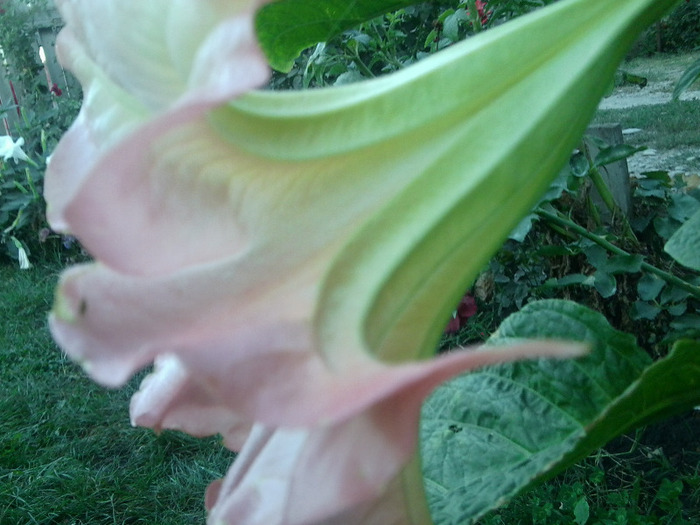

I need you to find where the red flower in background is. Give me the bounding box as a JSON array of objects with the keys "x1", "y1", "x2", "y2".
[
  {"x1": 445, "y1": 294, "x2": 477, "y2": 333},
  {"x1": 467, "y1": 0, "x2": 492, "y2": 27},
  {"x1": 50, "y1": 83, "x2": 63, "y2": 96}
]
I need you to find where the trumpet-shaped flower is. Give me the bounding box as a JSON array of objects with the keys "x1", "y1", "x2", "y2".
[
  {"x1": 44, "y1": 0, "x2": 273, "y2": 232},
  {"x1": 45, "y1": 0, "x2": 677, "y2": 522},
  {"x1": 0, "y1": 135, "x2": 29, "y2": 163},
  {"x1": 144, "y1": 343, "x2": 583, "y2": 525}
]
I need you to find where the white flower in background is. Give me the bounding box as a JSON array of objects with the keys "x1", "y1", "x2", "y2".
[
  {"x1": 0, "y1": 135, "x2": 30, "y2": 164},
  {"x1": 10, "y1": 236, "x2": 32, "y2": 270},
  {"x1": 17, "y1": 245, "x2": 31, "y2": 270}
]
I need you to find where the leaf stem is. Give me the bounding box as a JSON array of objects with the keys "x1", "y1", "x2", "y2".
[{"x1": 536, "y1": 209, "x2": 700, "y2": 300}]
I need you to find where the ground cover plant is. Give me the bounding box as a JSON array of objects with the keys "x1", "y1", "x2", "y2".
[{"x1": 1, "y1": 0, "x2": 699, "y2": 524}]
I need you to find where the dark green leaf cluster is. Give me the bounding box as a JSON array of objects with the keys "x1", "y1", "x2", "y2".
[
  {"x1": 455, "y1": 140, "x2": 700, "y2": 354},
  {"x1": 266, "y1": 1, "x2": 561, "y2": 90},
  {"x1": 630, "y1": 0, "x2": 700, "y2": 57}
]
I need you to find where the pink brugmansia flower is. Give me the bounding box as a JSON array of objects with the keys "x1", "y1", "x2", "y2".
[
  {"x1": 131, "y1": 344, "x2": 582, "y2": 525},
  {"x1": 44, "y1": 0, "x2": 273, "y2": 233},
  {"x1": 45, "y1": 0, "x2": 675, "y2": 523}
]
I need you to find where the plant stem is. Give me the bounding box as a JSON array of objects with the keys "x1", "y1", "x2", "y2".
[
  {"x1": 588, "y1": 166, "x2": 617, "y2": 215},
  {"x1": 582, "y1": 140, "x2": 639, "y2": 245},
  {"x1": 537, "y1": 209, "x2": 700, "y2": 300},
  {"x1": 352, "y1": 49, "x2": 375, "y2": 78}
]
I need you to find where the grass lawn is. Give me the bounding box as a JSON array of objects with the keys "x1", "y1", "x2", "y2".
[
  {"x1": 595, "y1": 100, "x2": 700, "y2": 151},
  {"x1": 620, "y1": 51, "x2": 700, "y2": 85},
  {"x1": 0, "y1": 264, "x2": 233, "y2": 524}
]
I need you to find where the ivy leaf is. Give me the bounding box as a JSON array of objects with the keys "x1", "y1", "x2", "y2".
[
  {"x1": 665, "y1": 209, "x2": 700, "y2": 271},
  {"x1": 421, "y1": 300, "x2": 700, "y2": 525},
  {"x1": 255, "y1": 0, "x2": 416, "y2": 71}
]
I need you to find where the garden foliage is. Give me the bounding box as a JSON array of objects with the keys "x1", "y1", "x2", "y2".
[
  {"x1": 0, "y1": 0, "x2": 81, "y2": 266},
  {"x1": 0, "y1": 0, "x2": 698, "y2": 524}
]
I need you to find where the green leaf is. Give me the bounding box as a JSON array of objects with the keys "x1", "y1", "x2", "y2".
[
  {"x1": 637, "y1": 273, "x2": 665, "y2": 301},
  {"x1": 670, "y1": 314, "x2": 700, "y2": 332},
  {"x1": 443, "y1": 9, "x2": 468, "y2": 43},
  {"x1": 583, "y1": 243, "x2": 608, "y2": 269},
  {"x1": 548, "y1": 273, "x2": 590, "y2": 287},
  {"x1": 673, "y1": 57, "x2": 700, "y2": 100},
  {"x1": 667, "y1": 302, "x2": 687, "y2": 317},
  {"x1": 668, "y1": 192, "x2": 700, "y2": 223},
  {"x1": 508, "y1": 213, "x2": 536, "y2": 242},
  {"x1": 665, "y1": 208, "x2": 700, "y2": 271},
  {"x1": 573, "y1": 497, "x2": 590, "y2": 525},
  {"x1": 570, "y1": 151, "x2": 590, "y2": 178},
  {"x1": 421, "y1": 300, "x2": 700, "y2": 525},
  {"x1": 631, "y1": 300, "x2": 661, "y2": 320},
  {"x1": 635, "y1": 177, "x2": 669, "y2": 199},
  {"x1": 654, "y1": 215, "x2": 681, "y2": 240},
  {"x1": 603, "y1": 254, "x2": 643, "y2": 274},
  {"x1": 255, "y1": 0, "x2": 416, "y2": 71},
  {"x1": 593, "y1": 270, "x2": 616, "y2": 297},
  {"x1": 508, "y1": 167, "x2": 572, "y2": 241},
  {"x1": 593, "y1": 144, "x2": 646, "y2": 167},
  {"x1": 660, "y1": 286, "x2": 691, "y2": 305}
]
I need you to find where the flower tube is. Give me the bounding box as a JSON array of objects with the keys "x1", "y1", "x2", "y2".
[{"x1": 45, "y1": 0, "x2": 677, "y2": 523}]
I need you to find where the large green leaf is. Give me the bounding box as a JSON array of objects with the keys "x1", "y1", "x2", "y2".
[
  {"x1": 421, "y1": 300, "x2": 700, "y2": 525},
  {"x1": 664, "y1": 208, "x2": 700, "y2": 271},
  {"x1": 256, "y1": 0, "x2": 417, "y2": 71}
]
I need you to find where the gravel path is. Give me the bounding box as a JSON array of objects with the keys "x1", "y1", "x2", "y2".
[
  {"x1": 597, "y1": 81, "x2": 700, "y2": 177},
  {"x1": 599, "y1": 83, "x2": 700, "y2": 110}
]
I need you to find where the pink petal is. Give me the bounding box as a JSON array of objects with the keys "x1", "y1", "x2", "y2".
[
  {"x1": 206, "y1": 339, "x2": 583, "y2": 524},
  {"x1": 129, "y1": 354, "x2": 252, "y2": 450},
  {"x1": 52, "y1": 258, "x2": 583, "y2": 427},
  {"x1": 49, "y1": 259, "x2": 318, "y2": 387},
  {"x1": 45, "y1": 0, "x2": 271, "y2": 234},
  {"x1": 204, "y1": 421, "x2": 430, "y2": 525}
]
